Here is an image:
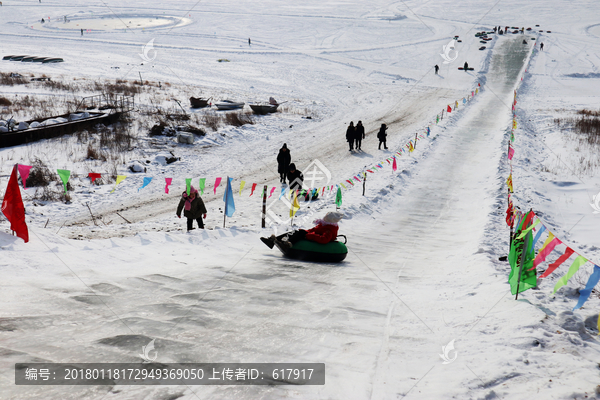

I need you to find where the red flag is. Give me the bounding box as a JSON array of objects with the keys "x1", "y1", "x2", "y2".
[
  {"x1": 249, "y1": 183, "x2": 257, "y2": 196},
  {"x1": 88, "y1": 172, "x2": 101, "y2": 183},
  {"x1": 2, "y1": 165, "x2": 29, "y2": 243},
  {"x1": 447, "y1": 105, "x2": 452, "y2": 113},
  {"x1": 540, "y1": 248, "x2": 575, "y2": 278},
  {"x1": 478, "y1": 83, "x2": 481, "y2": 87}
]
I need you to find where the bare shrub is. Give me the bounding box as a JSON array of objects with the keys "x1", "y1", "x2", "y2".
[
  {"x1": 202, "y1": 113, "x2": 221, "y2": 131},
  {"x1": 0, "y1": 72, "x2": 27, "y2": 85},
  {"x1": 0, "y1": 97, "x2": 12, "y2": 106},
  {"x1": 26, "y1": 158, "x2": 55, "y2": 187},
  {"x1": 86, "y1": 143, "x2": 107, "y2": 161},
  {"x1": 224, "y1": 112, "x2": 254, "y2": 127}
]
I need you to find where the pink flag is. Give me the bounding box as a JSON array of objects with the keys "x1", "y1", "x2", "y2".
[
  {"x1": 165, "y1": 178, "x2": 172, "y2": 194},
  {"x1": 472, "y1": 91, "x2": 474, "y2": 97},
  {"x1": 508, "y1": 146, "x2": 515, "y2": 160},
  {"x1": 539, "y1": 248, "x2": 575, "y2": 277},
  {"x1": 268, "y1": 187, "x2": 276, "y2": 198},
  {"x1": 533, "y1": 237, "x2": 561, "y2": 268},
  {"x1": 214, "y1": 177, "x2": 222, "y2": 195},
  {"x1": 17, "y1": 164, "x2": 32, "y2": 189},
  {"x1": 392, "y1": 157, "x2": 397, "y2": 172}
]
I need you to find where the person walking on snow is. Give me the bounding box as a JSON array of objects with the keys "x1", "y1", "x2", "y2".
[
  {"x1": 377, "y1": 123, "x2": 388, "y2": 150},
  {"x1": 434, "y1": 64, "x2": 439, "y2": 74},
  {"x1": 260, "y1": 211, "x2": 344, "y2": 251},
  {"x1": 277, "y1": 143, "x2": 291, "y2": 183},
  {"x1": 346, "y1": 121, "x2": 355, "y2": 151},
  {"x1": 287, "y1": 163, "x2": 304, "y2": 191},
  {"x1": 176, "y1": 186, "x2": 207, "y2": 231},
  {"x1": 540, "y1": 42, "x2": 544, "y2": 51},
  {"x1": 355, "y1": 121, "x2": 365, "y2": 151}
]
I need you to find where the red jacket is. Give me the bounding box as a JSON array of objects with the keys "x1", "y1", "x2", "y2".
[{"x1": 305, "y1": 223, "x2": 338, "y2": 244}]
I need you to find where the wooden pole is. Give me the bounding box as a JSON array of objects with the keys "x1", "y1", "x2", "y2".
[
  {"x1": 414, "y1": 132, "x2": 418, "y2": 149},
  {"x1": 362, "y1": 173, "x2": 366, "y2": 196},
  {"x1": 139, "y1": 72, "x2": 143, "y2": 86},
  {"x1": 261, "y1": 185, "x2": 267, "y2": 228},
  {"x1": 223, "y1": 212, "x2": 226, "y2": 228}
]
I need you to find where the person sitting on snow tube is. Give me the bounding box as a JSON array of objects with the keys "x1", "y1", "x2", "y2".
[{"x1": 260, "y1": 211, "x2": 344, "y2": 251}]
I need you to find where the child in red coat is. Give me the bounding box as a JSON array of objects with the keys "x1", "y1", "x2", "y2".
[{"x1": 261, "y1": 212, "x2": 343, "y2": 250}]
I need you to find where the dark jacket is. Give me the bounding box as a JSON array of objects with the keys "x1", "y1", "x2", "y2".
[
  {"x1": 377, "y1": 126, "x2": 387, "y2": 141},
  {"x1": 176, "y1": 194, "x2": 207, "y2": 219},
  {"x1": 287, "y1": 169, "x2": 304, "y2": 190},
  {"x1": 355, "y1": 123, "x2": 365, "y2": 140},
  {"x1": 277, "y1": 148, "x2": 291, "y2": 174},
  {"x1": 346, "y1": 125, "x2": 355, "y2": 142}
]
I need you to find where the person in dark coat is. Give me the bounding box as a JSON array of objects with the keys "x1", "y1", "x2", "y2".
[
  {"x1": 276, "y1": 143, "x2": 291, "y2": 183},
  {"x1": 434, "y1": 64, "x2": 439, "y2": 74},
  {"x1": 176, "y1": 186, "x2": 207, "y2": 231},
  {"x1": 463, "y1": 61, "x2": 469, "y2": 71},
  {"x1": 346, "y1": 121, "x2": 355, "y2": 151},
  {"x1": 287, "y1": 163, "x2": 304, "y2": 190},
  {"x1": 540, "y1": 42, "x2": 544, "y2": 51},
  {"x1": 377, "y1": 123, "x2": 388, "y2": 150},
  {"x1": 355, "y1": 121, "x2": 365, "y2": 150}
]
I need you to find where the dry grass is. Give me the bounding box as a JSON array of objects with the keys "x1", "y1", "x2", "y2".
[{"x1": 225, "y1": 111, "x2": 254, "y2": 127}]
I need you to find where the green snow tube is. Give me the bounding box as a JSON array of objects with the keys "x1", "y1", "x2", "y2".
[{"x1": 283, "y1": 236, "x2": 348, "y2": 263}]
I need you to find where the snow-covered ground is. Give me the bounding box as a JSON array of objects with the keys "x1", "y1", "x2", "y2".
[{"x1": 1, "y1": 0, "x2": 600, "y2": 399}]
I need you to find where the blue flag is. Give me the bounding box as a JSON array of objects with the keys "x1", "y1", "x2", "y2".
[
  {"x1": 138, "y1": 177, "x2": 152, "y2": 191},
  {"x1": 573, "y1": 265, "x2": 600, "y2": 311},
  {"x1": 223, "y1": 176, "x2": 235, "y2": 217},
  {"x1": 426, "y1": 127, "x2": 431, "y2": 137}
]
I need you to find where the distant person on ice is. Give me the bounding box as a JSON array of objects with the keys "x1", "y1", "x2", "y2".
[
  {"x1": 355, "y1": 120, "x2": 365, "y2": 151},
  {"x1": 434, "y1": 64, "x2": 439, "y2": 74},
  {"x1": 463, "y1": 61, "x2": 469, "y2": 71},
  {"x1": 277, "y1": 143, "x2": 291, "y2": 183},
  {"x1": 346, "y1": 121, "x2": 355, "y2": 151},
  {"x1": 287, "y1": 163, "x2": 303, "y2": 190},
  {"x1": 176, "y1": 186, "x2": 207, "y2": 231},
  {"x1": 260, "y1": 211, "x2": 344, "y2": 250},
  {"x1": 540, "y1": 42, "x2": 544, "y2": 51},
  {"x1": 377, "y1": 123, "x2": 388, "y2": 150}
]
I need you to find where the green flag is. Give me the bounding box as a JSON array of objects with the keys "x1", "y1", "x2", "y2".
[
  {"x1": 186, "y1": 178, "x2": 192, "y2": 195},
  {"x1": 198, "y1": 178, "x2": 206, "y2": 195},
  {"x1": 57, "y1": 169, "x2": 70, "y2": 194},
  {"x1": 335, "y1": 186, "x2": 342, "y2": 208},
  {"x1": 508, "y1": 212, "x2": 537, "y2": 295},
  {"x1": 553, "y1": 255, "x2": 587, "y2": 294}
]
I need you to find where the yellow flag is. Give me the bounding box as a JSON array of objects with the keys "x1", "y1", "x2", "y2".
[
  {"x1": 409, "y1": 142, "x2": 414, "y2": 153},
  {"x1": 476, "y1": 88, "x2": 479, "y2": 94},
  {"x1": 239, "y1": 180, "x2": 246, "y2": 196},
  {"x1": 340, "y1": 182, "x2": 347, "y2": 189},
  {"x1": 506, "y1": 173, "x2": 513, "y2": 193},
  {"x1": 111, "y1": 175, "x2": 126, "y2": 193},
  {"x1": 290, "y1": 190, "x2": 300, "y2": 218}
]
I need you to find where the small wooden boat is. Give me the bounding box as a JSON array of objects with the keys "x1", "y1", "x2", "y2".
[
  {"x1": 42, "y1": 58, "x2": 64, "y2": 63},
  {"x1": 249, "y1": 103, "x2": 278, "y2": 114},
  {"x1": 189, "y1": 96, "x2": 210, "y2": 108},
  {"x1": 215, "y1": 100, "x2": 244, "y2": 110},
  {"x1": 9, "y1": 55, "x2": 28, "y2": 61}
]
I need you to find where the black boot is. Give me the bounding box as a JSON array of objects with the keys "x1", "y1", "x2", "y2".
[{"x1": 260, "y1": 235, "x2": 276, "y2": 249}]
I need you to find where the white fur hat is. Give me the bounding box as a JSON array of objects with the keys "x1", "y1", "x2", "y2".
[{"x1": 323, "y1": 211, "x2": 344, "y2": 223}]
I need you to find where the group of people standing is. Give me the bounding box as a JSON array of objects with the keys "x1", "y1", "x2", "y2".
[
  {"x1": 346, "y1": 121, "x2": 388, "y2": 151},
  {"x1": 345, "y1": 121, "x2": 365, "y2": 151}
]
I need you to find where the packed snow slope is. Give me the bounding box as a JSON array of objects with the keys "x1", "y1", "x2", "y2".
[{"x1": 2, "y1": 0, "x2": 600, "y2": 399}]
